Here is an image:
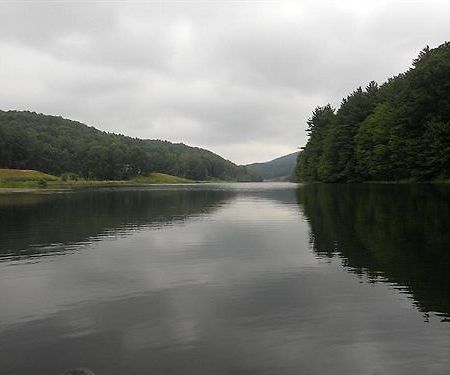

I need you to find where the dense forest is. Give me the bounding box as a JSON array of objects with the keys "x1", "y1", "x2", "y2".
[
  {"x1": 245, "y1": 152, "x2": 298, "y2": 181},
  {"x1": 0, "y1": 110, "x2": 258, "y2": 181},
  {"x1": 296, "y1": 42, "x2": 450, "y2": 182}
]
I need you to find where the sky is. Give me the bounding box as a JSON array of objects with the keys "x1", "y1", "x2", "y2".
[{"x1": 1, "y1": 1, "x2": 450, "y2": 164}]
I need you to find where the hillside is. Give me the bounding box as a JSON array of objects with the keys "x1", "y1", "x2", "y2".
[
  {"x1": 0, "y1": 111, "x2": 258, "y2": 181},
  {"x1": 245, "y1": 152, "x2": 298, "y2": 181},
  {"x1": 297, "y1": 42, "x2": 450, "y2": 182}
]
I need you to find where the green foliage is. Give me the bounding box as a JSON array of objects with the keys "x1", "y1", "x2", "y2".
[
  {"x1": 297, "y1": 42, "x2": 450, "y2": 182},
  {"x1": 0, "y1": 169, "x2": 57, "y2": 188},
  {"x1": 132, "y1": 172, "x2": 192, "y2": 184},
  {"x1": 60, "y1": 172, "x2": 79, "y2": 182},
  {"x1": 37, "y1": 178, "x2": 48, "y2": 188},
  {"x1": 297, "y1": 105, "x2": 336, "y2": 181},
  {"x1": 355, "y1": 103, "x2": 396, "y2": 180},
  {"x1": 0, "y1": 111, "x2": 257, "y2": 182}
]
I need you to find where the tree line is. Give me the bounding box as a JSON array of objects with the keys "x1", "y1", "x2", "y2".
[
  {"x1": 0, "y1": 110, "x2": 259, "y2": 181},
  {"x1": 296, "y1": 41, "x2": 450, "y2": 182}
]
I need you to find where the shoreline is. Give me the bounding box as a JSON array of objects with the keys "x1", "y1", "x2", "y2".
[
  {"x1": 1, "y1": 180, "x2": 449, "y2": 194},
  {"x1": 0, "y1": 180, "x2": 245, "y2": 193}
]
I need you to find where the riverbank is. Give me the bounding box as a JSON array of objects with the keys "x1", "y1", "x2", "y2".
[{"x1": 0, "y1": 169, "x2": 196, "y2": 191}]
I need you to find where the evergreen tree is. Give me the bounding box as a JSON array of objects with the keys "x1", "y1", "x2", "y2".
[{"x1": 296, "y1": 41, "x2": 450, "y2": 182}]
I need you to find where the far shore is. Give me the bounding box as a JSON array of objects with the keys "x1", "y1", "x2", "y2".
[
  {"x1": 0, "y1": 169, "x2": 267, "y2": 192},
  {"x1": 0, "y1": 179, "x2": 209, "y2": 193}
]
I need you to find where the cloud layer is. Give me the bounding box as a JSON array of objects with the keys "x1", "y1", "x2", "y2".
[{"x1": 1, "y1": 1, "x2": 449, "y2": 163}]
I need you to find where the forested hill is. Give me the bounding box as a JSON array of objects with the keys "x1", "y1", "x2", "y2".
[
  {"x1": 245, "y1": 152, "x2": 298, "y2": 181},
  {"x1": 296, "y1": 41, "x2": 450, "y2": 182},
  {"x1": 0, "y1": 110, "x2": 258, "y2": 181}
]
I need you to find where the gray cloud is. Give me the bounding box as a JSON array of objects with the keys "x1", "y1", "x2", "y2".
[{"x1": 1, "y1": 1, "x2": 449, "y2": 164}]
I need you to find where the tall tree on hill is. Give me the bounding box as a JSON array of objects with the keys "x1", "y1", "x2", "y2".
[{"x1": 297, "y1": 105, "x2": 335, "y2": 181}]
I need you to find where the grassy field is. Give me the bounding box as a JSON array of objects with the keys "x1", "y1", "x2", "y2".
[
  {"x1": 0, "y1": 169, "x2": 193, "y2": 190},
  {"x1": 0, "y1": 169, "x2": 58, "y2": 188},
  {"x1": 132, "y1": 173, "x2": 192, "y2": 184}
]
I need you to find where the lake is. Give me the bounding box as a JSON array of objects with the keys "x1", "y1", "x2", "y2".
[{"x1": 0, "y1": 182, "x2": 449, "y2": 375}]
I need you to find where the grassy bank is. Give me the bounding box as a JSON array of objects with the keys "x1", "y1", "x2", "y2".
[
  {"x1": 0, "y1": 169, "x2": 194, "y2": 190},
  {"x1": 132, "y1": 173, "x2": 192, "y2": 184},
  {"x1": 0, "y1": 169, "x2": 58, "y2": 188}
]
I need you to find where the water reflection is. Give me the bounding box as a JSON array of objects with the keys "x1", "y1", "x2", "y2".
[
  {"x1": 296, "y1": 183, "x2": 450, "y2": 318},
  {"x1": 1, "y1": 183, "x2": 450, "y2": 375},
  {"x1": 0, "y1": 188, "x2": 236, "y2": 259}
]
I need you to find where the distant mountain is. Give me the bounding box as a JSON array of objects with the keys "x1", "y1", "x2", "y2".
[
  {"x1": 0, "y1": 110, "x2": 258, "y2": 181},
  {"x1": 245, "y1": 152, "x2": 299, "y2": 181}
]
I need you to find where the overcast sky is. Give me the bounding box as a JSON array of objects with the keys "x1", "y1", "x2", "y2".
[{"x1": 1, "y1": 1, "x2": 449, "y2": 164}]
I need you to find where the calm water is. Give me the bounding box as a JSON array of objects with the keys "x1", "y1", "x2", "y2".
[{"x1": 0, "y1": 183, "x2": 449, "y2": 375}]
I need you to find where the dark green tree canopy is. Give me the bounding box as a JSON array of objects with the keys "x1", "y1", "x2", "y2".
[
  {"x1": 0, "y1": 110, "x2": 259, "y2": 181},
  {"x1": 297, "y1": 41, "x2": 450, "y2": 182}
]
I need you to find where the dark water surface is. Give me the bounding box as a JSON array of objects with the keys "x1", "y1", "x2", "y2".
[{"x1": 1, "y1": 183, "x2": 449, "y2": 375}]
